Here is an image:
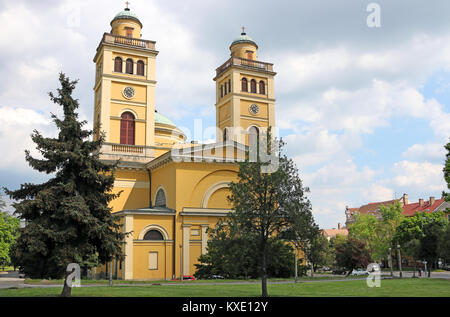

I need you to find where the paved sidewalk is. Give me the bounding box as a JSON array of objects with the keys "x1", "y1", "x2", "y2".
[
  {"x1": 1, "y1": 270, "x2": 448, "y2": 289},
  {"x1": 0, "y1": 271, "x2": 24, "y2": 289}
]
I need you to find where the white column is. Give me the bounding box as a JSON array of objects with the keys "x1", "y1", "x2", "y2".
[
  {"x1": 123, "y1": 215, "x2": 134, "y2": 280},
  {"x1": 182, "y1": 224, "x2": 191, "y2": 275}
]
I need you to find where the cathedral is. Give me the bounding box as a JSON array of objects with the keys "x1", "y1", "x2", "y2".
[{"x1": 93, "y1": 6, "x2": 276, "y2": 280}]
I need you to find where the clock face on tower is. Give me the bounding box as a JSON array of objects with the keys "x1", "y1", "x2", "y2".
[
  {"x1": 249, "y1": 103, "x2": 259, "y2": 115},
  {"x1": 123, "y1": 86, "x2": 135, "y2": 99}
]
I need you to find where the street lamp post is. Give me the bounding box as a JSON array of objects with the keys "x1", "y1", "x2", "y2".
[
  {"x1": 294, "y1": 249, "x2": 298, "y2": 283},
  {"x1": 397, "y1": 244, "x2": 402, "y2": 278},
  {"x1": 109, "y1": 261, "x2": 113, "y2": 287},
  {"x1": 424, "y1": 260, "x2": 428, "y2": 278},
  {"x1": 388, "y1": 247, "x2": 393, "y2": 277}
]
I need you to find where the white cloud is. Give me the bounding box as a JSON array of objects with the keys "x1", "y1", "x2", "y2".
[
  {"x1": 362, "y1": 184, "x2": 394, "y2": 202},
  {"x1": 0, "y1": 107, "x2": 52, "y2": 170},
  {"x1": 390, "y1": 160, "x2": 445, "y2": 193},
  {"x1": 402, "y1": 143, "x2": 446, "y2": 163}
]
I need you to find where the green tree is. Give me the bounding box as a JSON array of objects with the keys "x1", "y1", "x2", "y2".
[
  {"x1": 394, "y1": 211, "x2": 447, "y2": 276},
  {"x1": 305, "y1": 234, "x2": 334, "y2": 276},
  {"x1": 443, "y1": 140, "x2": 450, "y2": 203},
  {"x1": 194, "y1": 219, "x2": 299, "y2": 279},
  {"x1": 439, "y1": 223, "x2": 450, "y2": 263},
  {"x1": 0, "y1": 211, "x2": 20, "y2": 270},
  {"x1": 403, "y1": 239, "x2": 421, "y2": 277},
  {"x1": 4, "y1": 74, "x2": 126, "y2": 297},
  {"x1": 227, "y1": 137, "x2": 314, "y2": 297},
  {"x1": 335, "y1": 237, "x2": 371, "y2": 275},
  {"x1": 349, "y1": 202, "x2": 404, "y2": 262}
]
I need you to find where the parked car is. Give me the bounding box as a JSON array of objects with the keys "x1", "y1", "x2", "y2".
[
  {"x1": 210, "y1": 275, "x2": 224, "y2": 279},
  {"x1": 172, "y1": 275, "x2": 196, "y2": 281},
  {"x1": 351, "y1": 268, "x2": 369, "y2": 276},
  {"x1": 332, "y1": 268, "x2": 347, "y2": 275},
  {"x1": 441, "y1": 265, "x2": 450, "y2": 271}
]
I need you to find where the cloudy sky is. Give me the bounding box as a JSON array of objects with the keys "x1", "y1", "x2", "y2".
[{"x1": 0, "y1": 0, "x2": 449, "y2": 228}]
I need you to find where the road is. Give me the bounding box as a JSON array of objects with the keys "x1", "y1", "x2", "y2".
[{"x1": 1, "y1": 270, "x2": 449, "y2": 289}]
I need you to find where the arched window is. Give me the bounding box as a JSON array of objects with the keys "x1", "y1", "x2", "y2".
[
  {"x1": 125, "y1": 58, "x2": 133, "y2": 74},
  {"x1": 143, "y1": 230, "x2": 164, "y2": 241},
  {"x1": 241, "y1": 78, "x2": 248, "y2": 92},
  {"x1": 220, "y1": 85, "x2": 223, "y2": 98},
  {"x1": 249, "y1": 126, "x2": 259, "y2": 148},
  {"x1": 137, "y1": 60, "x2": 145, "y2": 76},
  {"x1": 114, "y1": 57, "x2": 123, "y2": 73},
  {"x1": 224, "y1": 82, "x2": 227, "y2": 95},
  {"x1": 259, "y1": 81, "x2": 265, "y2": 95},
  {"x1": 120, "y1": 112, "x2": 135, "y2": 145},
  {"x1": 250, "y1": 79, "x2": 257, "y2": 93},
  {"x1": 155, "y1": 188, "x2": 167, "y2": 207},
  {"x1": 228, "y1": 79, "x2": 231, "y2": 93},
  {"x1": 223, "y1": 128, "x2": 228, "y2": 142}
]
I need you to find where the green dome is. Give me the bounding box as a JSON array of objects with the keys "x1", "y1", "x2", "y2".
[
  {"x1": 111, "y1": 8, "x2": 142, "y2": 26},
  {"x1": 155, "y1": 112, "x2": 176, "y2": 127},
  {"x1": 231, "y1": 32, "x2": 258, "y2": 48}
]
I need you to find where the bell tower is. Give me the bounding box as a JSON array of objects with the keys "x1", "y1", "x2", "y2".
[
  {"x1": 93, "y1": 5, "x2": 158, "y2": 164},
  {"x1": 213, "y1": 28, "x2": 276, "y2": 145}
]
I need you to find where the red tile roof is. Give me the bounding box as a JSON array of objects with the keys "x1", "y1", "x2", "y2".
[
  {"x1": 348, "y1": 197, "x2": 446, "y2": 218},
  {"x1": 322, "y1": 228, "x2": 348, "y2": 238},
  {"x1": 402, "y1": 198, "x2": 446, "y2": 216}
]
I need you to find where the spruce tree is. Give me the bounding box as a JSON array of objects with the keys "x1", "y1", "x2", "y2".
[{"x1": 4, "y1": 73, "x2": 125, "y2": 296}]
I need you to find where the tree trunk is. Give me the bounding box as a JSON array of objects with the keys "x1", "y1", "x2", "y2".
[
  {"x1": 261, "y1": 246, "x2": 268, "y2": 297},
  {"x1": 60, "y1": 274, "x2": 72, "y2": 297}
]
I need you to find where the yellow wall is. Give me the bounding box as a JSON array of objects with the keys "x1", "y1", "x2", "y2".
[
  {"x1": 110, "y1": 169, "x2": 150, "y2": 212},
  {"x1": 240, "y1": 100, "x2": 268, "y2": 119},
  {"x1": 207, "y1": 187, "x2": 232, "y2": 209},
  {"x1": 111, "y1": 19, "x2": 142, "y2": 38},
  {"x1": 111, "y1": 81, "x2": 147, "y2": 103},
  {"x1": 230, "y1": 43, "x2": 258, "y2": 60}
]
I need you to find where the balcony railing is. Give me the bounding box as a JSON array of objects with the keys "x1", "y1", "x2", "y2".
[
  {"x1": 99, "y1": 143, "x2": 154, "y2": 165},
  {"x1": 100, "y1": 33, "x2": 156, "y2": 51},
  {"x1": 111, "y1": 144, "x2": 144, "y2": 154},
  {"x1": 216, "y1": 57, "x2": 274, "y2": 77}
]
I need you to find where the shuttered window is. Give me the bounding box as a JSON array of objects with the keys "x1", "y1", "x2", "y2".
[
  {"x1": 114, "y1": 57, "x2": 122, "y2": 73},
  {"x1": 125, "y1": 58, "x2": 133, "y2": 74},
  {"x1": 250, "y1": 79, "x2": 257, "y2": 93},
  {"x1": 241, "y1": 78, "x2": 248, "y2": 92},
  {"x1": 120, "y1": 112, "x2": 135, "y2": 145},
  {"x1": 137, "y1": 60, "x2": 145, "y2": 76},
  {"x1": 259, "y1": 81, "x2": 265, "y2": 95}
]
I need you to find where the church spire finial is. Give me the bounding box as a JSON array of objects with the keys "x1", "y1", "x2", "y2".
[
  {"x1": 241, "y1": 26, "x2": 246, "y2": 35},
  {"x1": 125, "y1": 1, "x2": 130, "y2": 10}
]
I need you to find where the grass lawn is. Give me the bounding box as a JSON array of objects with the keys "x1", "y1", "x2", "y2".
[
  {"x1": 0, "y1": 278, "x2": 449, "y2": 297},
  {"x1": 22, "y1": 275, "x2": 371, "y2": 285}
]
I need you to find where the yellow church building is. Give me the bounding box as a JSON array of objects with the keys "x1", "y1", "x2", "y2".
[{"x1": 93, "y1": 6, "x2": 276, "y2": 280}]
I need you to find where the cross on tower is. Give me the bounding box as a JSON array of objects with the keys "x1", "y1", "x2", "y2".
[
  {"x1": 125, "y1": 1, "x2": 130, "y2": 9},
  {"x1": 241, "y1": 26, "x2": 246, "y2": 35}
]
